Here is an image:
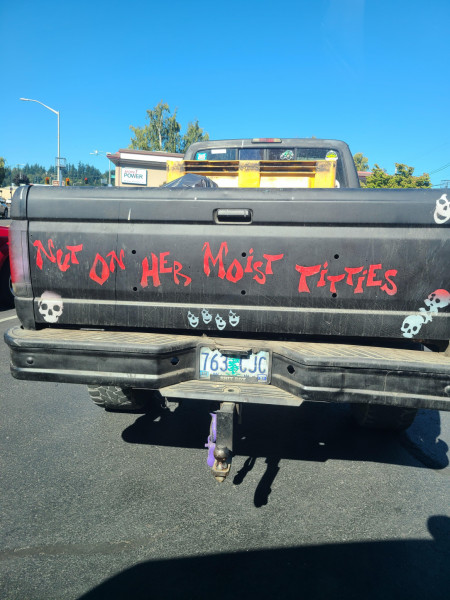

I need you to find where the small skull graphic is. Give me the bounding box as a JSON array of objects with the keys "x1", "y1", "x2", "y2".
[
  {"x1": 215, "y1": 314, "x2": 227, "y2": 330},
  {"x1": 419, "y1": 289, "x2": 450, "y2": 323},
  {"x1": 228, "y1": 310, "x2": 240, "y2": 327},
  {"x1": 433, "y1": 193, "x2": 450, "y2": 225},
  {"x1": 401, "y1": 314, "x2": 425, "y2": 339},
  {"x1": 418, "y1": 307, "x2": 435, "y2": 324},
  {"x1": 424, "y1": 289, "x2": 450, "y2": 310},
  {"x1": 187, "y1": 311, "x2": 199, "y2": 328},
  {"x1": 38, "y1": 291, "x2": 63, "y2": 323},
  {"x1": 201, "y1": 309, "x2": 212, "y2": 324}
]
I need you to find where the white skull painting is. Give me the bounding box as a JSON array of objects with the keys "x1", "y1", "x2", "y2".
[
  {"x1": 418, "y1": 307, "x2": 434, "y2": 324},
  {"x1": 401, "y1": 314, "x2": 425, "y2": 338},
  {"x1": 419, "y1": 289, "x2": 450, "y2": 323},
  {"x1": 201, "y1": 309, "x2": 212, "y2": 324},
  {"x1": 215, "y1": 314, "x2": 227, "y2": 330},
  {"x1": 424, "y1": 289, "x2": 450, "y2": 310},
  {"x1": 38, "y1": 291, "x2": 63, "y2": 323},
  {"x1": 228, "y1": 310, "x2": 240, "y2": 327},
  {"x1": 187, "y1": 311, "x2": 199, "y2": 328},
  {"x1": 433, "y1": 193, "x2": 450, "y2": 224}
]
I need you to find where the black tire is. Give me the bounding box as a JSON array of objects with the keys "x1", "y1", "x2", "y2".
[
  {"x1": 351, "y1": 403, "x2": 417, "y2": 431},
  {"x1": 87, "y1": 386, "x2": 146, "y2": 411},
  {"x1": 0, "y1": 262, "x2": 14, "y2": 308}
]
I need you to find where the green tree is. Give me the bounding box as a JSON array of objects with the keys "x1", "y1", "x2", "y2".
[
  {"x1": 129, "y1": 101, "x2": 209, "y2": 153},
  {"x1": 75, "y1": 162, "x2": 103, "y2": 185},
  {"x1": 13, "y1": 171, "x2": 30, "y2": 186},
  {"x1": 365, "y1": 163, "x2": 431, "y2": 189},
  {"x1": 5, "y1": 162, "x2": 105, "y2": 186},
  {"x1": 180, "y1": 120, "x2": 209, "y2": 153},
  {"x1": 353, "y1": 153, "x2": 369, "y2": 171},
  {"x1": 3, "y1": 167, "x2": 11, "y2": 186},
  {"x1": 129, "y1": 101, "x2": 180, "y2": 152}
]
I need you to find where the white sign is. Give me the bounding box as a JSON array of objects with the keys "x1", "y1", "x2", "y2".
[{"x1": 121, "y1": 167, "x2": 147, "y2": 185}]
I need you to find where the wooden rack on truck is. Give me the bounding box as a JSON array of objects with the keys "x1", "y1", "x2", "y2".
[{"x1": 166, "y1": 158, "x2": 337, "y2": 188}]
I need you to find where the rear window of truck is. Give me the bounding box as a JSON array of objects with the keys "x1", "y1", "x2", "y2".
[{"x1": 195, "y1": 149, "x2": 236, "y2": 160}]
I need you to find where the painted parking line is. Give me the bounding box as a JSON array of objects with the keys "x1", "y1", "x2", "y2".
[{"x1": 0, "y1": 315, "x2": 18, "y2": 323}]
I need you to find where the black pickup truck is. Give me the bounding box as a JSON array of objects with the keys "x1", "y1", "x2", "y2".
[{"x1": 5, "y1": 138, "x2": 450, "y2": 481}]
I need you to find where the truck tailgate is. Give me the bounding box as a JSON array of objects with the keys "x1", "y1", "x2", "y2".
[{"x1": 18, "y1": 185, "x2": 450, "y2": 341}]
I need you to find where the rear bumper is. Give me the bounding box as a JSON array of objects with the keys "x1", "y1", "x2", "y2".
[{"x1": 4, "y1": 326, "x2": 450, "y2": 410}]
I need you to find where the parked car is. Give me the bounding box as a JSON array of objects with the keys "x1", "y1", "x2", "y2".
[
  {"x1": 0, "y1": 226, "x2": 14, "y2": 307},
  {"x1": 0, "y1": 198, "x2": 8, "y2": 219}
]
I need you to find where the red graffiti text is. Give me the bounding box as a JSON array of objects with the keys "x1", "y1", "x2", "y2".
[
  {"x1": 295, "y1": 262, "x2": 398, "y2": 295},
  {"x1": 89, "y1": 250, "x2": 126, "y2": 285},
  {"x1": 140, "y1": 252, "x2": 192, "y2": 288},
  {"x1": 33, "y1": 239, "x2": 83, "y2": 273},
  {"x1": 202, "y1": 242, "x2": 284, "y2": 285}
]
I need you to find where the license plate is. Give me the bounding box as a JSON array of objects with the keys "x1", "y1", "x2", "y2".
[{"x1": 199, "y1": 347, "x2": 270, "y2": 384}]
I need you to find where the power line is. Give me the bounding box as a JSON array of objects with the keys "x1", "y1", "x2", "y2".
[{"x1": 428, "y1": 161, "x2": 450, "y2": 175}]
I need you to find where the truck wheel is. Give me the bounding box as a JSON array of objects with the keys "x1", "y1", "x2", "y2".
[
  {"x1": 87, "y1": 386, "x2": 146, "y2": 411},
  {"x1": 351, "y1": 403, "x2": 417, "y2": 431},
  {"x1": 0, "y1": 262, "x2": 14, "y2": 308}
]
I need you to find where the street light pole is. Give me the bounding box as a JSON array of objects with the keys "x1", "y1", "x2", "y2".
[
  {"x1": 90, "y1": 150, "x2": 112, "y2": 186},
  {"x1": 16, "y1": 164, "x2": 25, "y2": 181},
  {"x1": 20, "y1": 98, "x2": 61, "y2": 185}
]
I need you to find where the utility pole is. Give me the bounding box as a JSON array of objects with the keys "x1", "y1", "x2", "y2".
[{"x1": 20, "y1": 98, "x2": 61, "y2": 185}]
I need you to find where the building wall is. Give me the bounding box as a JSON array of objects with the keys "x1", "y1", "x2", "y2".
[
  {"x1": 0, "y1": 186, "x2": 14, "y2": 201},
  {"x1": 110, "y1": 149, "x2": 184, "y2": 188},
  {"x1": 116, "y1": 165, "x2": 168, "y2": 188}
]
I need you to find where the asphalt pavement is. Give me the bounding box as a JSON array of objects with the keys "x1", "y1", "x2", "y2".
[{"x1": 0, "y1": 304, "x2": 449, "y2": 600}]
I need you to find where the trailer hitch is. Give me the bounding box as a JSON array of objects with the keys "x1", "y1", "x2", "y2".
[{"x1": 205, "y1": 402, "x2": 236, "y2": 482}]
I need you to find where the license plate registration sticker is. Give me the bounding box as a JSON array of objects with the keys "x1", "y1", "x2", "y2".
[{"x1": 199, "y1": 347, "x2": 270, "y2": 384}]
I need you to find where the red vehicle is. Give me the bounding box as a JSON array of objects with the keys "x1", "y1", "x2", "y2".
[{"x1": 0, "y1": 226, "x2": 14, "y2": 307}]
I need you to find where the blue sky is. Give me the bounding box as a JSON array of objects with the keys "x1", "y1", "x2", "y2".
[{"x1": 2, "y1": 0, "x2": 449, "y2": 185}]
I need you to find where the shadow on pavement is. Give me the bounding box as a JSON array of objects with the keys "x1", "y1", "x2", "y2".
[
  {"x1": 0, "y1": 302, "x2": 15, "y2": 312},
  {"x1": 122, "y1": 400, "x2": 448, "y2": 508},
  {"x1": 79, "y1": 515, "x2": 450, "y2": 600},
  {"x1": 122, "y1": 400, "x2": 448, "y2": 471}
]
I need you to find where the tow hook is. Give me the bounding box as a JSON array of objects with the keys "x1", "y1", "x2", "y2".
[{"x1": 205, "y1": 402, "x2": 236, "y2": 482}]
